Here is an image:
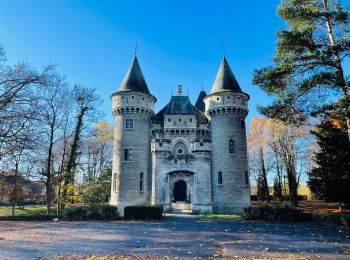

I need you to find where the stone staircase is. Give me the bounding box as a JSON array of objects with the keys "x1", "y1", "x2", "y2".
[{"x1": 171, "y1": 202, "x2": 192, "y2": 213}]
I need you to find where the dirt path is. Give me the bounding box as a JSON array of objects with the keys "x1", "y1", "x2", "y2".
[{"x1": 0, "y1": 214, "x2": 349, "y2": 259}]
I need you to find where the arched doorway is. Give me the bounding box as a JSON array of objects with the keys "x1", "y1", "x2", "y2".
[{"x1": 173, "y1": 180, "x2": 187, "y2": 202}]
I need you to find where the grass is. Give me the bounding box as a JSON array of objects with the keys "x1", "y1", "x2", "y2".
[
  {"x1": 200, "y1": 213, "x2": 241, "y2": 220},
  {"x1": 0, "y1": 205, "x2": 56, "y2": 216}
]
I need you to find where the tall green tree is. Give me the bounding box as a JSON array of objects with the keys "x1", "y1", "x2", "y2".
[
  {"x1": 308, "y1": 112, "x2": 350, "y2": 208},
  {"x1": 253, "y1": 0, "x2": 350, "y2": 142}
]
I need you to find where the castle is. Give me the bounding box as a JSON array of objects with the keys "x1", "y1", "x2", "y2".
[{"x1": 110, "y1": 55, "x2": 250, "y2": 215}]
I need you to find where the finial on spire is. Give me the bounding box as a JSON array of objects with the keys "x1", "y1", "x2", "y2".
[
  {"x1": 177, "y1": 84, "x2": 183, "y2": 96},
  {"x1": 222, "y1": 40, "x2": 226, "y2": 57},
  {"x1": 134, "y1": 40, "x2": 138, "y2": 56},
  {"x1": 201, "y1": 76, "x2": 204, "y2": 91}
]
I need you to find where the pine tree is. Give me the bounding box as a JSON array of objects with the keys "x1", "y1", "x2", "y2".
[
  {"x1": 253, "y1": 0, "x2": 350, "y2": 142},
  {"x1": 308, "y1": 112, "x2": 350, "y2": 207}
]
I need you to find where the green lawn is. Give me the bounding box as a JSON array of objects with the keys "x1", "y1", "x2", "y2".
[
  {"x1": 0, "y1": 205, "x2": 56, "y2": 216},
  {"x1": 199, "y1": 214, "x2": 241, "y2": 220}
]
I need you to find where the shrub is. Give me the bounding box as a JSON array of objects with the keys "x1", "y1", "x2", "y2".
[
  {"x1": 100, "y1": 204, "x2": 119, "y2": 219},
  {"x1": 63, "y1": 206, "x2": 89, "y2": 220},
  {"x1": 62, "y1": 205, "x2": 119, "y2": 221},
  {"x1": 124, "y1": 205, "x2": 163, "y2": 220},
  {"x1": 243, "y1": 204, "x2": 302, "y2": 221},
  {"x1": 311, "y1": 213, "x2": 350, "y2": 227}
]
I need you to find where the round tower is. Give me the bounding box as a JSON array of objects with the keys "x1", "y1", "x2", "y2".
[
  {"x1": 110, "y1": 56, "x2": 156, "y2": 215},
  {"x1": 204, "y1": 57, "x2": 250, "y2": 214}
]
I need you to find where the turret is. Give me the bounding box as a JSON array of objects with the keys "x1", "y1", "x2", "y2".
[
  {"x1": 204, "y1": 57, "x2": 250, "y2": 214},
  {"x1": 110, "y1": 56, "x2": 156, "y2": 215}
]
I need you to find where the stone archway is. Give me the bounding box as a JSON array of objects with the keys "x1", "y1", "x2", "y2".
[
  {"x1": 173, "y1": 180, "x2": 187, "y2": 202},
  {"x1": 168, "y1": 171, "x2": 194, "y2": 213}
]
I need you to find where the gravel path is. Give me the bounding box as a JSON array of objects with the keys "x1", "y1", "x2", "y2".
[{"x1": 0, "y1": 214, "x2": 349, "y2": 259}]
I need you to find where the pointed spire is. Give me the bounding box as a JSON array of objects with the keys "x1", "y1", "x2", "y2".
[
  {"x1": 210, "y1": 57, "x2": 242, "y2": 94},
  {"x1": 195, "y1": 90, "x2": 207, "y2": 112},
  {"x1": 117, "y1": 56, "x2": 150, "y2": 94}
]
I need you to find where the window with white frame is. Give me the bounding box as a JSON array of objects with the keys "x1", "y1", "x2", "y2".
[
  {"x1": 125, "y1": 118, "x2": 134, "y2": 129},
  {"x1": 123, "y1": 149, "x2": 133, "y2": 161}
]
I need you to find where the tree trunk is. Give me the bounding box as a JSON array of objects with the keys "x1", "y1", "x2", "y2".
[
  {"x1": 61, "y1": 107, "x2": 87, "y2": 209},
  {"x1": 323, "y1": 0, "x2": 350, "y2": 143},
  {"x1": 11, "y1": 161, "x2": 19, "y2": 216},
  {"x1": 46, "y1": 125, "x2": 55, "y2": 215},
  {"x1": 286, "y1": 166, "x2": 298, "y2": 207}
]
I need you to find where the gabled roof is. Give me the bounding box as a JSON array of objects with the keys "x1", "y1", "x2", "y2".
[
  {"x1": 195, "y1": 91, "x2": 207, "y2": 112},
  {"x1": 210, "y1": 57, "x2": 242, "y2": 94},
  {"x1": 164, "y1": 96, "x2": 197, "y2": 115},
  {"x1": 153, "y1": 95, "x2": 207, "y2": 123},
  {"x1": 117, "y1": 56, "x2": 150, "y2": 94}
]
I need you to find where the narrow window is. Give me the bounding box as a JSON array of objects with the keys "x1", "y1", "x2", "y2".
[
  {"x1": 200, "y1": 142, "x2": 204, "y2": 147},
  {"x1": 218, "y1": 172, "x2": 223, "y2": 185},
  {"x1": 178, "y1": 118, "x2": 182, "y2": 123},
  {"x1": 168, "y1": 118, "x2": 171, "y2": 122},
  {"x1": 113, "y1": 173, "x2": 117, "y2": 191},
  {"x1": 189, "y1": 118, "x2": 193, "y2": 122},
  {"x1": 229, "y1": 139, "x2": 235, "y2": 154},
  {"x1": 125, "y1": 119, "x2": 134, "y2": 129},
  {"x1": 139, "y1": 172, "x2": 144, "y2": 192},
  {"x1": 241, "y1": 119, "x2": 245, "y2": 130},
  {"x1": 123, "y1": 149, "x2": 133, "y2": 161},
  {"x1": 245, "y1": 171, "x2": 249, "y2": 186}
]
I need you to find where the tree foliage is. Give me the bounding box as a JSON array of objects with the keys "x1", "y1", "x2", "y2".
[
  {"x1": 308, "y1": 112, "x2": 350, "y2": 205},
  {"x1": 253, "y1": 0, "x2": 350, "y2": 141}
]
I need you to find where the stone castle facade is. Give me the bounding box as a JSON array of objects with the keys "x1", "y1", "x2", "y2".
[{"x1": 110, "y1": 55, "x2": 250, "y2": 215}]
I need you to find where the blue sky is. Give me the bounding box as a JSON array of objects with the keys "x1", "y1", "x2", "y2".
[{"x1": 0, "y1": 0, "x2": 307, "y2": 126}]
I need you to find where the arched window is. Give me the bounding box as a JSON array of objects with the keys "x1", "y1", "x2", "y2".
[{"x1": 229, "y1": 139, "x2": 235, "y2": 154}]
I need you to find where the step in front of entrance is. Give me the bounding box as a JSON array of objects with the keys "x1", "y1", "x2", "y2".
[{"x1": 171, "y1": 202, "x2": 192, "y2": 213}]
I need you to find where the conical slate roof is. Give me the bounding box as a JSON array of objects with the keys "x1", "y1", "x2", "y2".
[
  {"x1": 117, "y1": 56, "x2": 150, "y2": 94},
  {"x1": 195, "y1": 90, "x2": 207, "y2": 112},
  {"x1": 210, "y1": 57, "x2": 242, "y2": 94}
]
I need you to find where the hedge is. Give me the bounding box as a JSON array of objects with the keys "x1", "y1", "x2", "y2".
[
  {"x1": 62, "y1": 205, "x2": 119, "y2": 221},
  {"x1": 0, "y1": 215, "x2": 59, "y2": 221},
  {"x1": 124, "y1": 205, "x2": 163, "y2": 220},
  {"x1": 243, "y1": 204, "x2": 350, "y2": 227}
]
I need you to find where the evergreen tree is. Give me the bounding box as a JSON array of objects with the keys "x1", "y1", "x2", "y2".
[
  {"x1": 257, "y1": 171, "x2": 270, "y2": 201},
  {"x1": 308, "y1": 113, "x2": 350, "y2": 207},
  {"x1": 273, "y1": 177, "x2": 283, "y2": 201},
  {"x1": 253, "y1": 0, "x2": 350, "y2": 142}
]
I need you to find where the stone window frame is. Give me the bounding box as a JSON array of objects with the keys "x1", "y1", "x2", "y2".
[
  {"x1": 139, "y1": 172, "x2": 144, "y2": 192},
  {"x1": 177, "y1": 148, "x2": 184, "y2": 155},
  {"x1": 178, "y1": 118, "x2": 182, "y2": 123},
  {"x1": 229, "y1": 139, "x2": 235, "y2": 155},
  {"x1": 123, "y1": 148, "x2": 133, "y2": 162},
  {"x1": 218, "y1": 171, "x2": 223, "y2": 185},
  {"x1": 112, "y1": 173, "x2": 117, "y2": 192},
  {"x1": 125, "y1": 118, "x2": 134, "y2": 129},
  {"x1": 245, "y1": 171, "x2": 249, "y2": 186}
]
